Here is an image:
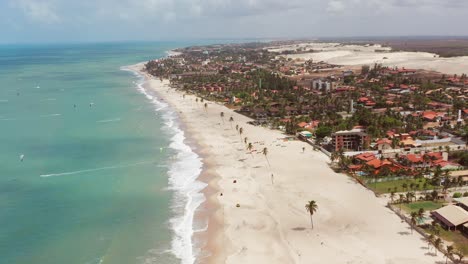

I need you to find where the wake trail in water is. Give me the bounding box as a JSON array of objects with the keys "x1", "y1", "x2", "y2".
[
  {"x1": 40, "y1": 161, "x2": 154, "y2": 178},
  {"x1": 40, "y1": 114, "x2": 62, "y2": 118},
  {"x1": 96, "y1": 118, "x2": 121, "y2": 123}
]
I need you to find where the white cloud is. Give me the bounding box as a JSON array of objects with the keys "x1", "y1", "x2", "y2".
[
  {"x1": 327, "y1": 0, "x2": 346, "y2": 13},
  {"x1": 11, "y1": 0, "x2": 60, "y2": 24},
  {"x1": 3, "y1": 0, "x2": 468, "y2": 42}
]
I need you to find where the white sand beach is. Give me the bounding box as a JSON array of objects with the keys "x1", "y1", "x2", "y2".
[
  {"x1": 130, "y1": 63, "x2": 446, "y2": 264},
  {"x1": 270, "y1": 43, "x2": 468, "y2": 75}
]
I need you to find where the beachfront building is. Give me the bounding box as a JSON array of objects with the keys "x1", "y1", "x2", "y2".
[
  {"x1": 450, "y1": 170, "x2": 468, "y2": 185},
  {"x1": 431, "y1": 205, "x2": 468, "y2": 231},
  {"x1": 312, "y1": 79, "x2": 335, "y2": 92},
  {"x1": 456, "y1": 197, "x2": 468, "y2": 211},
  {"x1": 331, "y1": 128, "x2": 370, "y2": 151}
]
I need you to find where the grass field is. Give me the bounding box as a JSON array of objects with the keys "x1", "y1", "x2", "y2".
[
  {"x1": 401, "y1": 201, "x2": 445, "y2": 214},
  {"x1": 364, "y1": 177, "x2": 437, "y2": 194},
  {"x1": 426, "y1": 228, "x2": 468, "y2": 257}
]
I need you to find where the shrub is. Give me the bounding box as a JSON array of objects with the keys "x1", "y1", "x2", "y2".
[
  {"x1": 463, "y1": 192, "x2": 468, "y2": 197},
  {"x1": 453, "y1": 192, "x2": 462, "y2": 198}
]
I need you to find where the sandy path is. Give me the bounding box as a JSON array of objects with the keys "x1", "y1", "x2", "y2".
[{"x1": 131, "y1": 63, "x2": 446, "y2": 264}]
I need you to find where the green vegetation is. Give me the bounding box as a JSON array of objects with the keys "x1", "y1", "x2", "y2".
[
  {"x1": 401, "y1": 201, "x2": 445, "y2": 214},
  {"x1": 363, "y1": 177, "x2": 437, "y2": 194},
  {"x1": 428, "y1": 227, "x2": 468, "y2": 256}
]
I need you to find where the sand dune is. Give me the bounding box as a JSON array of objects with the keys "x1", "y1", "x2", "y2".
[{"x1": 273, "y1": 42, "x2": 468, "y2": 75}]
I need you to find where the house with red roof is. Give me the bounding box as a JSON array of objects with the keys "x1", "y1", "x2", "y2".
[
  {"x1": 433, "y1": 160, "x2": 464, "y2": 170},
  {"x1": 376, "y1": 138, "x2": 392, "y2": 151},
  {"x1": 422, "y1": 111, "x2": 437, "y2": 121},
  {"x1": 355, "y1": 152, "x2": 376, "y2": 163},
  {"x1": 400, "y1": 154, "x2": 426, "y2": 168}
]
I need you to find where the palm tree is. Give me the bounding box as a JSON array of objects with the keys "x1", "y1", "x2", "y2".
[
  {"x1": 220, "y1": 112, "x2": 225, "y2": 124},
  {"x1": 406, "y1": 191, "x2": 415, "y2": 203},
  {"x1": 398, "y1": 194, "x2": 405, "y2": 211},
  {"x1": 247, "y1": 142, "x2": 254, "y2": 157},
  {"x1": 427, "y1": 234, "x2": 435, "y2": 254},
  {"x1": 431, "y1": 189, "x2": 439, "y2": 201},
  {"x1": 402, "y1": 183, "x2": 408, "y2": 192},
  {"x1": 262, "y1": 147, "x2": 270, "y2": 167},
  {"x1": 305, "y1": 200, "x2": 318, "y2": 229},
  {"x1": 431, "y1": 220, "x2": 441, "y2": 235},
  {"x1": 229, "y1": 116, "x2": 234, "y2": 129},
  {"x1": 417, "y1": 208, "x2": 425, "y2": 224},
  {"x1": 239, "y1": 127, "x2": 244, "y2": 142},
  {"x1": 434, "y1": 237, "x2": 443, "y2": 256},
  {"x1": 410, "y1": 212, "x2": 418, "y2": 234},
  {"x1": 330, "y1": 151, "x2": 339, "y2": 164},
  {"x1": 390, "y1": 191, "x2": 396, "y2": 203},
  {"x1": 453, "y1": 250, "x2": 464, "y2": 263},
  {"x1": 445, "y1": 245, "x2": 454, "y2": 264}
]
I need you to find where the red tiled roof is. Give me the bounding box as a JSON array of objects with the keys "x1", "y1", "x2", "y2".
[
  {"x1": 348, "y1": 164, "x2": 363, "y2": 170},
  {"x1": 355, "y1": 152, "x2": 376, "y2": 162},
  {"x1": 406, "y1": 154, "x2": 423, "y2": 163},
  {"x1": 377, "y1": 138, "x2": 392, "y2": 145},
  {"x1": 366, "y1": 159, "x2": 392, "y2": 169},
  {"x1": 423, "y1": 112, "x2": 437, "y2": 120},
  {"x1": 426, "y1": 152, "x2": 442, "y2": 160},
  {"x1": 297, "y1": 122, "x2": 308, "y2": 128}
]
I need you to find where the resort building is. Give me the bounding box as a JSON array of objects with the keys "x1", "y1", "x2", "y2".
[
  {"x1": 455, "y1": 197, "x2": 468, "y2": 212},
  {"x1": 312, "y1": 79, "x2": 335, "y2": 92},
  {"x1": 331, "y1": 128, "x2": 370, "y2": 151},
  {"x1": 431, "y1": 205, "x2": 468, "y2": 231}
]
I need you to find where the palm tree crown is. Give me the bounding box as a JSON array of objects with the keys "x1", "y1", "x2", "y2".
[{"x1": 305, "y1": 200, "x2": 318, "y2": 229}]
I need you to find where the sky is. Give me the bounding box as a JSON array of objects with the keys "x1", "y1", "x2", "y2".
[{"x1": 1, "y1": 0, "x2": 468, "y2": 43}]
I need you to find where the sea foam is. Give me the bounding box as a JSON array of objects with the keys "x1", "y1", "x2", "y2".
[{"x1": 125, "y1": 66, "x2": 206, "y2": 264}]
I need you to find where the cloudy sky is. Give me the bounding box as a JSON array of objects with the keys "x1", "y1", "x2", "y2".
[{"x1": 1, "y1": 0, "x2": 468, "y2": 43}]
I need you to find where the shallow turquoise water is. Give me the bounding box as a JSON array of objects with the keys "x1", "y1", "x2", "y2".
[{"x1": 0, "y1": 42, "x2": 191, "y2": 264}]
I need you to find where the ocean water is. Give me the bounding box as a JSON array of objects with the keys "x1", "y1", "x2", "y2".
[{"x1": 0, "y1": 42, "x2": 204, "y2": 264}]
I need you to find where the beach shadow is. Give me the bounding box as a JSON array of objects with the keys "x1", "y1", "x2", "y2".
[
  {"x1": 397, "y1": 231, "x2": 411, "y2": 235},
  {"x1": 253, "y1": 166, "x2": 262, "y2": 169},
  {"x1": 424, "y1": 252, "x2": 437, "y2": 257},
  {"x1": 238, "y1": 159, "x2": 247, "y2": 162},
  {"x1": 292, "y1": 227, "x2": 307, "y2": 231}
]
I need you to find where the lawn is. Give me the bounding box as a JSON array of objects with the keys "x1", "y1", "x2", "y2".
[
  {"x1": 363, "y1": 177, "x2": 437, "y2": 194},
  {"x1": 401, "y1": 201, "x2": 445, "y2": 214},
  {"x1": 438, "y1": 229, "x2": 468, "y2": 256},
  {"x1": 425, "y1": 227, "x2": 468, "y2": 257}
]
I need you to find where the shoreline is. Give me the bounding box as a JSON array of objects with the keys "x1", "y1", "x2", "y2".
[
  {"x1": 129, "y1": 62, "x2": 447, "y2": 264},
  {"x1": 167, "y1": 96, "x2": 226, "y2": 264},
  {"x1": 125, "y1": 63, "x2": 225, "y2": 264}
]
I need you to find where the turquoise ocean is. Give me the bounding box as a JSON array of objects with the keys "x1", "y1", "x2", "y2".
[{"x1": 0, "y1": 42, "x2": 210, "y2": 264}]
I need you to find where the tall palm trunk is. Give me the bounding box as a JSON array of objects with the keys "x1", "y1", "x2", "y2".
[
  {"x1": 309, "y1": 214, "x2": 314, "y2": 229},
  {"x1": 265, "y1": 155, "x2": 270, "y2": 167}
]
